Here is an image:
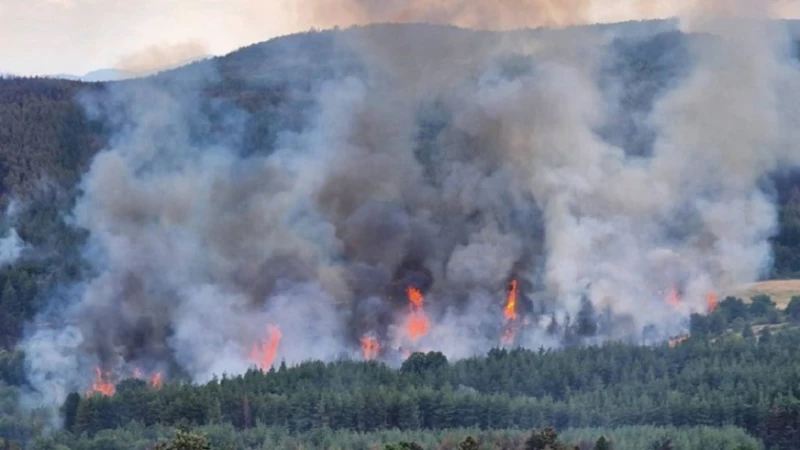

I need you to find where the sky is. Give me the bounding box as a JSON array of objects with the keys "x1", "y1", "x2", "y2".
[{"x1": 1, "y1": 0, "x2": 799, "y2": 76}]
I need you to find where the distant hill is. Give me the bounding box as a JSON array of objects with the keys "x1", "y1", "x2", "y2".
[{"x1": 75, "y1": 68, "x2": 126, "y2": 82}]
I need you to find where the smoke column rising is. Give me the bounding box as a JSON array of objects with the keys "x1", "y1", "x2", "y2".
[{"x1": 19, "y1": 1, "x2": 800, "y2": 406}]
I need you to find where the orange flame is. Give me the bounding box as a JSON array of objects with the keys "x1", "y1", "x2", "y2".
[
  {"x1": 501, "y1": 280, "x2": 521, "y2": 345},
  {"x1": 87, "y1": 367, "x2": 115, "y2": 397},
  {"x1": 150, "y1": 372, "x2": 163, "y2": 389},
  {"x1": 250, "y1": 324, "x2": 282, "y2": 371},
  {"x1": 504, "y1": 279, "x2": 519, "y2": 321},
  {"x1": 668, "y1": 334, "x2": 689, "y2": 348},
  {"x1": 666, "y1": 286, "x2": 681, "y2": 308},
  {"x1": 361, "y1": 335, "x2": 381, "y2": 361},
  {"x1": 132, "y1": 368, "x2": 163, "y2": 389},
  {"x1": 707, "y1": 291, "x2": 718, "y2": 313},
  {"x1": 405, "y1": 287, "x2": 430, "y2": 341}
]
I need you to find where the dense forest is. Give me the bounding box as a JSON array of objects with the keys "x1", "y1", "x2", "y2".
[{"x1": 2, "y1": 21, "x2": 800, "y2": 450}]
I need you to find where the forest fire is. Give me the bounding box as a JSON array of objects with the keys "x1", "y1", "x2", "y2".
[
  {"x1": 250, "y1": 324, "x2": 282, "y2": 371},
  {"x1": 87, "y1": 367, "x2": 115, "y2": 397},
  {"x1": 361, "y1": 334, "x2": 381, "y2": 360},
  {"x1": 501, "y1": 279, "x2": 521, "y2": 345},
  {"x1": 150, "y1": 372, "x2": 163, "y2": 389},
  {"x1": 405, "y1": 287, "x2": 430, "y2": 341}
]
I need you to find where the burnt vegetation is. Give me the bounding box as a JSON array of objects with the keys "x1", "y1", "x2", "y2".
[{"x1": 2, "y1": 21, "x2": 800, "y2": 449}]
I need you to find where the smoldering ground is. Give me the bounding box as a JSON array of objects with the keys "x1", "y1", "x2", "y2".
[{"x1": 18, "y1": 7, "x2": 800, "y2": 406}]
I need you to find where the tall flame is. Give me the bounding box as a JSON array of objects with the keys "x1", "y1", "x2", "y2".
[
  {"x1": 501, "y1": 279, "x2": 521, "y2": 345},
  {"x1": 87, "y1": 367, "x2": 115, "y2": 397},
  {"x1": 360, "y1": 335, "x2": 381, "y2": 361},
  {"x1": 250, "y1": 324, "x2": 282, "y2": 371},
  {"x1": 707, "y1": 291, "x2": 718, "y2": 313},
  {"x1": 405, "y1": 287, "x2": 430, "y2": 341},
  {"x1": 504, "y1": 279, "x2": 519, "y2": 321}
]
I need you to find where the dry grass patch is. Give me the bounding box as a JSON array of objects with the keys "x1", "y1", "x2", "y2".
[{"x1": 725, "y1": 280, "x2": 800, "y2": 309}]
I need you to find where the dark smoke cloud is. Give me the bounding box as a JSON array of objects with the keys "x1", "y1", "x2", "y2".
[{"x1": 18, "y1": 2, "x2": 800, "y2": 407}]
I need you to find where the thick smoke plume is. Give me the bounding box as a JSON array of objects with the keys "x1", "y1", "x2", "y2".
[{"x1": 19, "y1": 2, "x2": 800, "y2": 406}]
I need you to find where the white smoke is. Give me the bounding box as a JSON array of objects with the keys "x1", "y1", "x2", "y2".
[{"x1": 0, "y1": 228, "x2": 24, "y2": 266}]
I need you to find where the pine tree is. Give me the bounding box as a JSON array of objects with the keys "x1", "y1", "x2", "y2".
[
  {"x1": 786, "y1": 296, "x2": 800, "y2": 322},
  {"x1": 458, "y1": 436, "x2": 480, "y2": 450},
  {"x1": 576, "y1": 295, "x2": 598, "y2": 337},
  {"x1": 649, "y1": 436, "x2": 673, "y2": 450},
  {"x1": 526, "y1": 427, "x2": 567, "y2": 450},
  {"x1": 594, "y1": 436, "x2": 612, "y2": 450},
  {"x1": 154, "y1": 430, "x2": 211, "y2": 450},
  {"x1": 60, "y1": 392, "x2": 81, "y2": 433}
]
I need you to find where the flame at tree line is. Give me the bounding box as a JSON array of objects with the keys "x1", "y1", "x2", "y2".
[
  {"x1": 84, "y1": 281, "x2": 721, "y2": 393},
  {"x1": 250, "y1": 324, "x2": 283, "y2": 371},
  {"x1": 361, "y1": 335, "x2": 381, "y2": 361},
  {"x1": 87, "y1": 368, "x2": 115, "y2": 397},
  {"x1": 664, "y1": 286, "x2": 718, "y2": 314},
  {"x1": 708, "y1": 292, "x2": 718, "y2": 313},
  {"x1": 668, "y1": 334, "x2": 689, "y2": 348},
  {"x1": 86, "y1": 366, "x2": 163, "y2": 397}
]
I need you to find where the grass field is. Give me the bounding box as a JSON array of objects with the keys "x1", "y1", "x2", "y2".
[{"x1": 725, "y1": 280, "x2": 800, "y2": 309}]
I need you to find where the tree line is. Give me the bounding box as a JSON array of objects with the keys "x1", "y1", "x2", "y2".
[{"x1": 58, "y1": 317, "x2": 800, "y2": 449}]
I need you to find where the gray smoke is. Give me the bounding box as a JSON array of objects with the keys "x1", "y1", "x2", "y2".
[
  {"x1": 19, "y1": 6, "x2": 800, "y2": 406},
  {"x1": 0, "y1": 200, "x2": 27, "y2": 267}
]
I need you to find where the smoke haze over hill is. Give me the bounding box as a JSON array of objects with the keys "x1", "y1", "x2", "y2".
[{"x1": 13, "y1": 1, "x2": 800, "y2": 408}]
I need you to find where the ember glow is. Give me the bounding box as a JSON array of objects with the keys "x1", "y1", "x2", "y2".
[
  {"x1": 668, "y1": 334, "x2": 689, "y2": 348},
  {"x1": 250, "y1": 324, "x2": 282, "y2": 371},
  {"x1": 405, "y1": 287, "x2": 430, "y2": 342},
  {"x1": 360, "y1": 335, "x2": 381, "y2": 360},
  {"x1": 87, "y1": 367, "x2": 115, "y2": 397}
]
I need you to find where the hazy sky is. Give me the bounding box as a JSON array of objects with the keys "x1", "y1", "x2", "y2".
[{"x1": 1, "y1": 0, "x2": 799, "y2": 76}]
